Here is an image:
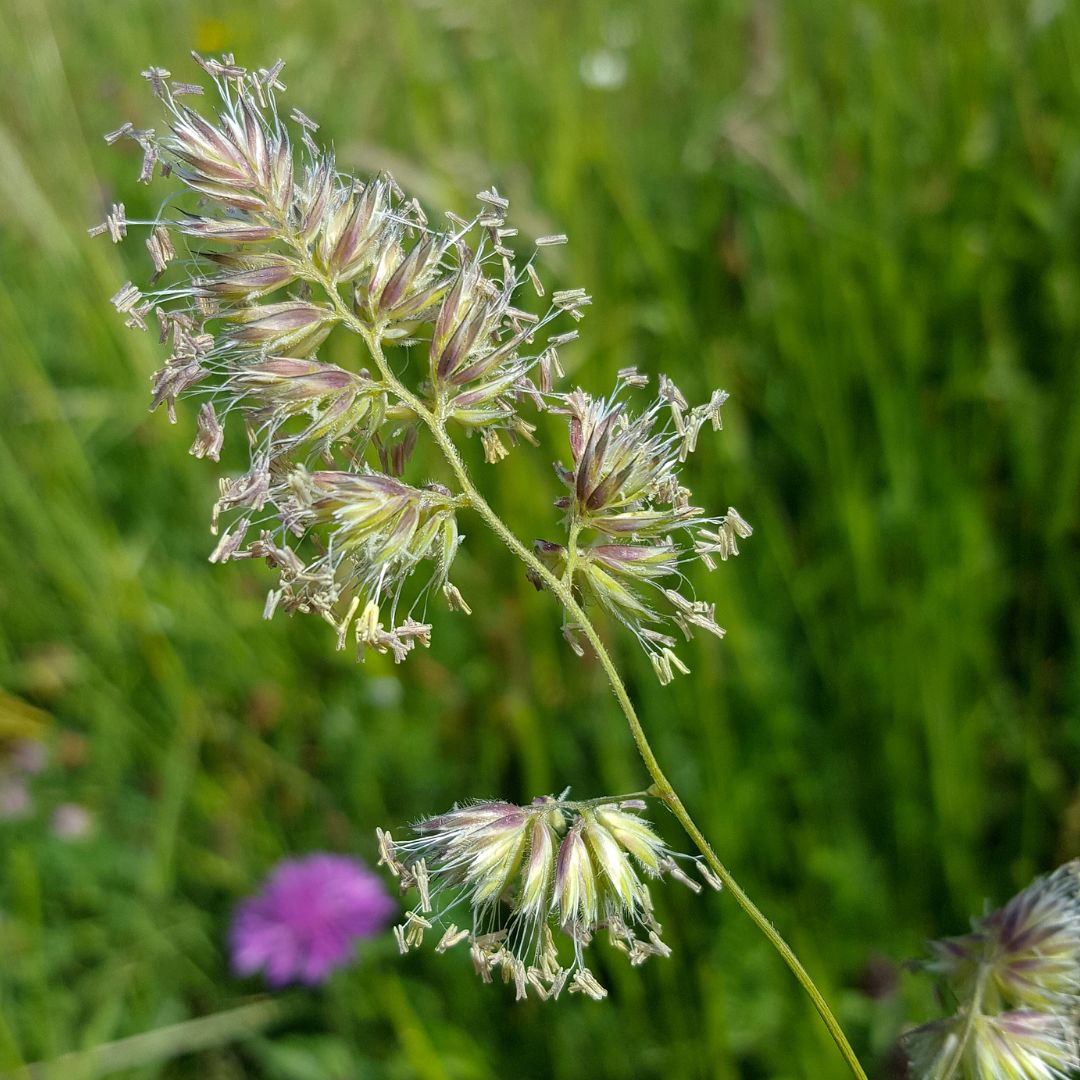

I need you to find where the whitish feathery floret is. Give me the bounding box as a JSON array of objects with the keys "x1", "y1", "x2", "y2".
[
  {"x1": 532, "y1": 373, "x2": 751, "y2": 683},
  {"x1": 376, "y1": 795, "x2": 721, "y2": 1001}
]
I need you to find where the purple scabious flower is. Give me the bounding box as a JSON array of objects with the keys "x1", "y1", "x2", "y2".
[{"x1": 230, "y1": 854, "x2": 396, "y2": 987}]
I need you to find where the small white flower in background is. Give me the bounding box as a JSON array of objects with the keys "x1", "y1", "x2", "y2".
[
  {"x1": 11, "y1": 739, "x2": 47, "y2": 775},
  {"x1": 0, "y1": 738, "x2": 48, "y2": 821},
  {"x1": 0, "y1": 777, "x2": 31, "y2": 821},
  {"x1": 51, "y1": 803, "x2": 94, "y2": 841},
  {"x1": 579, "y1": 50, "x2": 627, "y2": 91},
  {"x1": 377, "y1": 794, "x2": 720, "y2": 1001}
]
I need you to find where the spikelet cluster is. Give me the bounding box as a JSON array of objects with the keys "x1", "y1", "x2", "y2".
[
  {"x1": 94, "y1": 54, "x2": 582, "y2": 660},
  {"x1": 96, "y1": 54, "x2": 749, "y2": 678},
  {"x1": 535, "y1": 373, "x2": 751, "y2": 683},
  {"x1": 376, "y1": 795, "x2": 721, "y2": 1001},
  {"x1": 905, "y1": 860, "x2": 1080, "y2": 1079}
]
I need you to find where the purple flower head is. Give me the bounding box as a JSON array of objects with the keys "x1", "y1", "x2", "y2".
[{"x1": 230, "y1": 853, "x2": 396, "y2": 987}]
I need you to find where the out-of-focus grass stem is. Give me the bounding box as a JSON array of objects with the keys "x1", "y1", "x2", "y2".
[{"x1": 17, "y1": 999, "x2": 285, "y2": 1080}]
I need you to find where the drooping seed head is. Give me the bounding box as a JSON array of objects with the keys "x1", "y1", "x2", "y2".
[{"x1": 380, "y1": 793, "x2": 717, "y2": 1001}]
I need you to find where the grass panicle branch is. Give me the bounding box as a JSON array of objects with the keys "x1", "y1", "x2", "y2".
[{"x1": 93, "y1": 52, "x2": 866, "y2": 1078}]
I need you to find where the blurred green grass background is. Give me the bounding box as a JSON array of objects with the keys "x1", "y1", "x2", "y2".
[{"x1": 1, "y1": 0, "x2": 1079, "y2": 1076}]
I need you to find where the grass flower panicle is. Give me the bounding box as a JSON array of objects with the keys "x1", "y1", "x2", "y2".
[
  {"x1": 94, "y1": 52, "x2": 748, "y2": 678},
  {"x1": 927, "y1": 860, "x2": 1080, "y2": 1015},
  {"x1": 532, "y1": 374, "x2": 750, "y2": 682},
  {"x1": 905, "y1": 860, "x2": 1080, "y2": 1079},
  {"x1": 99, "y1": 54, "x2": 870, "y2": 1080},
  {"x1": 377, "y1": 795, "x2": 718, "y2": 1002},
  {"x1": 95, "y1": 52, "x2": 594, "y2": 661},
  {"x1": 906, "y1": 1012, "x2": 1079, "y2": 1080}
]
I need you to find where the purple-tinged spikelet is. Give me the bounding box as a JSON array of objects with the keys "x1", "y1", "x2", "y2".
[
  {"x1": 95, "y1": 53, "x2": 748, "y2": 682},
  {"x1": 94, "y1": 53, "x2": 590, "y2": 661},
  {"x1": 927, "y1": 861, "x2": 1080, "y2": 1014},
  {"x1": 534, "y1": 373, "x2": 749, "y2": 682},
  {"x1": 905, "y1": 1011, "x2": 1079, "y2": 1080},
  {"x1": 377, "y1": 795, "x2": 719, "y2": 1001},
  {"x1": 906, "y1": 861, "x2": 1080, "y2": 1079}
]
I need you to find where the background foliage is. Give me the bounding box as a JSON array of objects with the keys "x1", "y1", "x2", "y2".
[{"x1": 1, "y1": 0, "x2": 1079, "y2": 1076}]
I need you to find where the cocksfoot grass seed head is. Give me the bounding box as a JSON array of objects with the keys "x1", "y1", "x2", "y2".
[
  {"x1": 95, "y1": 53, "x2": 593, "y2": 661},
  {"x1": 926, "y1": 861, "x2": 1080, "y2": 1014},
  {"x1": 98, "y1": 54, "x2": 751, "y2": 685},
  {"x1": 377, "y1": 794, "x2": 719, "y2": 1001},
  {"x1": 253, "y1": 467, "x2": 464, "y2": 658},
  {"x1": 904, "y1": 1011, "x2": 1079, "y2": 1080},
  {"x1": 536, "y1": 372, "x2": 748, "y2": 683},
  {"x1": 906, "y1": 861, "x2": 1080, "y2": 1079}
]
